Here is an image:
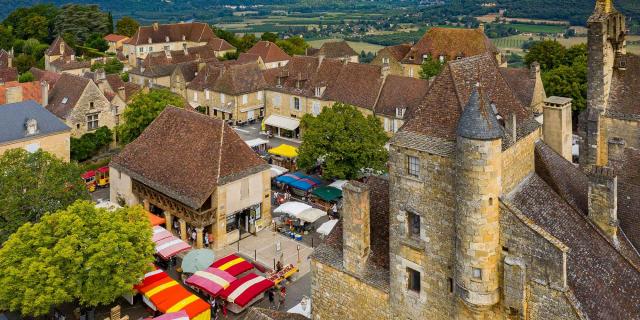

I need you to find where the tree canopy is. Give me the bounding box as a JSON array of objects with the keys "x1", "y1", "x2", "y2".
[
  {"x1": 91, "y1": 58, "x2": 124, "y2": 74},
  {"x1": 54, "y1": 4, "x2": 111, "y2": 43},
  {"x1": 85, "y1": 33, "x2": 109, "y2": 52},
  {"x1": 526, "y1": 41, "x2": 587, "y2": 111},
  {"x1": 419, "y1": 55, "x2": 445, "y2": 79},
  {"x1": 117, "y1": 89, "x2": 185, "y2": 144},
  {"x1": 298, "y1": 103, "x2": 388, "y2": 179},
  {"x1": 0, "y1": 201, "x2": 155, "y2": 316},
  {"x1": 0, "y1": 149, "x2": 90, "y2": 243},
  {"x1": 276, "y1": 36, "x2": 309, "y2": 56},
  {"x1": 261, "y1": 32, "x2": 279, "y2": 43},
  {"x1": 116, "y1": 16, "x2": 139, "y2": 37}
]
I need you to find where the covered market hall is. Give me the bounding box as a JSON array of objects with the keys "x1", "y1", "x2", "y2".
[{"x1": 109, "y1": 107, "x2": 272, "y2": 250}]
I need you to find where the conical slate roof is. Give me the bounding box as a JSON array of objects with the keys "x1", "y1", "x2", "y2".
[{"x1": 456, "y1": 86, "x2": 503, "y2": 140}]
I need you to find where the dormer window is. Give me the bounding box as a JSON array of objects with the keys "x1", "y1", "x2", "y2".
[
  {"x1": 277, "y1": 77, "x2": 282, "y2": 87},
  {"x1": 296, "y1": 80, "x2": 301, "y2": 89},
  {"x1": 148, "y1": 38, "x2": 152, "y2": 44},
  {"x1": 182, "y1": 35, "x2": 186, "y2": 41},
  {"x1": 165, "y1": 36, "x2": 170, "y2": 42},
  {"x1": 314, "y1": 87, "x2": 322, "y2": 97},
  {"x1": 62, "y1": 97, "x2": 68, "y2": 104},
  {"x1": 25, "y1": 119, "x2": 38, "y2": 136},
  {"x1": 422, "y1": 54, "x2": 429, "y2": 62},
  {"x1": 382, "y1": 57, "x2": 390, "y2": 64},
  {"x1": 396, "y1": 107, "x2": 406, "y2": 119}
]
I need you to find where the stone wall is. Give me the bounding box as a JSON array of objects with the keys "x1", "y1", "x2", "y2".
[
  {"x1": 388, "y1": 143, "x2": 456, "y2": 319},
  {"x1": 371, "y1": 53, "x2": 403, "y2": 76},
  {"x1": 0, "y1": 131, "x2": 70, "y2": 162},
  {"x1": 109, "y1": 168, "x2": 139, "y2": 206},
  {"x1": 311, "y1": 260, "x2": 390, "y2": 320},
  {"x1": 66, "y1": 81, "x2": 115, "y2": 137},
  {"x1": 502, "y1": 130, "x2": 540, "y2": 194},
  {"x1": 600, "y1": 116, "x2": 640, "y2": 164}
]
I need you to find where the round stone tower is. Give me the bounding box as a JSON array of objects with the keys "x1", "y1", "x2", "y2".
[{"x1": 454, "y1": 86, "x2": 503, "y2": 318}]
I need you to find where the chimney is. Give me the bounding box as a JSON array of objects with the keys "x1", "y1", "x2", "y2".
[
  {"x1": 478, "y1": 23, "x2": 485, "y2": 32},
  {"x1": 198, "y1": 61, "x2": 207, "y2": 72},
  {"x1": 505, "y1": 113, "x2": 517, "y2": 142},
  {"x1": 342, "y1": 181, "x2": 371, "y2": 275},
  {"x1": 607, "y1": 138, "x2": 626, "y2": 163},
  {"x1": 543, "y1": 96, "x2": 573, "y2": 161},
  {"x1": 152, "y1": 22, "x2": 159, "y2": 31},
  {"x1": 529, "y1": 61, "x2": 540, "y2": 79},
  {"x1": 587, "y1": 166, "x2": 619, "y2": 246},
  {"x1": 40, "y1": 81, "x2": 48, "y2": 106},
  {"x1": 96, "y1": 68, "x2": 106, "y2": 81},
  {"x1": 117, "y1": 86, "x2": 125, "y2": 101}
]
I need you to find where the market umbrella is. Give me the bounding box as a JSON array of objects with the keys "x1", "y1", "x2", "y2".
[
  {"x1": 298, "y1": 208, "x2": 326, "y2": 223},
  {"x1": 148, "y1": 310, "x2": 189, "y2": 320},
  {"x1": 181, "y1": 249, "x2": 215, "y2": 274},
  {"x1": 317, "y1": 219, "x2": 338, "y2": 236},
  {"x1": 312, "y1": 186, "x2": 342, "y2": 202}
]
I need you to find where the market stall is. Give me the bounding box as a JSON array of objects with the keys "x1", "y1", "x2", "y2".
[
  {"x1": 273, "y1": 202, "x2": 311, "y2": 218},
  {"x1": 155, "y1": 234, "x2": 191, "y2": 260},
  {"x1": 210, "y1": 254, "x2": 254, "y2": 277},
  {"x1": 152, "y1": 226, "x2": 173, "y2": 242},
  {"x1": 268, "y1": 144, "x2": 298, "y2": 171},
  {"x1": 274, "y1": 173, "x2": 303, "y2": 185},
  {"x1": 310, "y1": 186, "x2": 342, "y2": 210},
  {"x1": 185, "y1": 267, "x2": 237, "y2": 297},
  {"x1": 317, "y1": 219, "x2": 339, "y2": 237},
  {"x1": 148, "y1": 212, "x2": 166, "y2": 227},
  {"x1": 270, "y1": 164, "x2": 289, "y2": 178},
  {"x1": 297, "y1": 208, "x2": 326, "y2": 224},
  {"x1": 266, "y1": 264, "x2": 298, "y2": 285},
  {"x1": 245, "y1": 138, "x2": 269, "y2": 152},
  {"x1": 136, "y1": 269, "x2": 211, "y2": 320},
  {"x1": 219, "y1": 273, "x2": 275, "y2": 313},
  {"x1": 146, "y1": 310, "x2": 189, "y2": 320}
]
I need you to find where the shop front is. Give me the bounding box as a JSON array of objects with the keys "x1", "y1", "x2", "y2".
[
  {"x1": 264, "y1": 114, "x2": 300, "y2": 140},
  {"x1": 225, "y1": 203, "x2": 263, "y2": 245}
]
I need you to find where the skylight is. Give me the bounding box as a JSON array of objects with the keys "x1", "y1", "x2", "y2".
[{"x1": 62, "y1": 97, "x2": 68, "y2": 104}]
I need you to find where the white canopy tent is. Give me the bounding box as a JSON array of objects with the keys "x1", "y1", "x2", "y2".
[
  {"x1": 328, "y1": 180, "x2": 348, "y2": 190},
  {"x1": 270, "y1": 164, "x2": 289, "y2": 178},
  {"x1": 274, "y1": 201, "x2": 311, "y2": 217},
  {"x1": 245, "y1": 138, "x2": 269, "y2": 149},
  {"x1": 297, "y1": 208, "x2": 326, "y2": 223},
  {"x1": 317, "y1": 219, "x2": 338, "y2": 236},
  {"x1": 264, "y1": 115, "x2": 301, "y2": 131}
]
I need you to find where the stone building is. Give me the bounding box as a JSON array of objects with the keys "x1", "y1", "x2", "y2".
[
  {"x1": 311, "y1": 19, "x2": 640, "y2": 317},
  {"x1": 45, "y1": 73, "x2": 115, "y2": 137},
  {"x1": 186, "y1": 61, "x2": 267, "y2": 125},
  {"x1": 371, "y1": 44, "x2": 412, "y2": 76},
  {"x1": 0, "y1": 100, "x2": 70, "y2": 161},
  {"x1": 44, "y1": 36, "x2": 91, "y2": 75},
  {"x1": 83, "y1": 70, "x2": 142, "y2": 124},
  {"x1": 400, "y1": 27, "x2": 503, "y2": 78},
  {"x1": 0, "y1": 80, "x2": 46, "y2": 105},
  {"x1": 0, "y1": 49, "x2": 18, "y2": 83},
  {"x1": 499, "y1": 62, "x2": 547, "y2": 114},
  {"x1": 104, "y1": 34, "x2": 129, "y2": 54},
  {"x1": 245, "y1": 41, "x2": 291, "y2": 69},
  {"x1": 123, "y1": 22, "x2": 219, "y2": 67},
  {"x1": 110, "y1": 107, "x2": 272, "y2": 249}
]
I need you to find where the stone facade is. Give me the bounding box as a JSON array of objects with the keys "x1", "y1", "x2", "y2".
[
  {"x1": 543, "y1": 97, "x2": 573, "y2": 161},
  {"x1": 311, "y1": 261, "x2": 390, "y2": 320},
  {"x1": 0, "y1": 130, "x2": 70, "y2": 162},
  {"x1": 66, "y1": 81, "x2": 116, "y2": 137},
  {"x1": 189, "y1": 88, "x2": 266, "y2": 124},
  {"x1": 371, "y1": 52, "x2": 404, "y2": 76}
]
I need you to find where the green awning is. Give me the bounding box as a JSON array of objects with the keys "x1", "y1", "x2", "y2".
[{"x1": 312, "y1": 186, "x2": 342, "y2": 202}]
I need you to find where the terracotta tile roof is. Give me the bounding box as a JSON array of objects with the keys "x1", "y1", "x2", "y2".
[
  {"x1": 46, "y1": 36, "x2": 75, "y2": 57},
  {"x1": 125, "y1": 22, "x2": 216, "y2": 46},
  {"x1": 0, "y1": 68, "x2": 17, "y2": 83},
  {"x1": 46, "y1": 73, "x2": 91, "y2": 119},
  {"x1": 30, "y1": 67, "x2": 61, "y2": 88},
  {"x1": 311, "y1": 176, "x2": 390, "y2": 292},
  {"x1": 506, "y1": 174, "x2": 640, "y2": 320},
  {"x1": 401, "y1": 53, "x2": 532, "y2": 141},
  {"x1": 236, "y1": 53, "x2": 262, "y2": 64},
  {"x1": 401, "y1": 27, "x2": 498, "y2": 65},
  {"x1": 188, "y1": 61, "x2": 266, "y2": 95},
  {"x1": 0, "y1": 81, "x2": 43, "y2": 105},
  {"x1": 104, "y1": 34, "x2": 129, "y2": 42},
  {"x1": 313, "y1": 41, "x2": 358, "y2": 59},
  {"x1": 50, "y1": 59, "x2": 90, "y2": 71},
  {"x1": 104, "y1": 74, "x2": 141, "y2": 101},
  {"x1": 378, "y1": 44, "x2": 412, "y2": 61},
  {"x1": 208, "y1": 38, "x2": 235, "y2": 52},
  {"x1": 246, "y1": 41, "x2": 290, "y2": 63},
  {"x1": 499, "y1": 67, "x2": 537, "y2": 109},
  {"x1": 606, "y1": 54, "x2": 640, "y2": 120},
  {"x1": 324, "y1": 63, "x2": 385, "y2": 110},
  {"x1": 374, "y1": 75, "x2": 429, "y2": 118},
  {"x1": 130, "y1": 63, "x2": 180, "y2": 78},
  {"x1": 262, "y1": 55, "x2": 322, "y2": 97},
  {"x1": 111, "y1": 107, "x2": 268, "y2": 209}
]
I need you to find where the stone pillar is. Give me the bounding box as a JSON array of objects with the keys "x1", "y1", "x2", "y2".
[
  {"x1": 587, "y1": 166, "x2": 618, "y2": 246},
  {"x1": 180, "y1": 220, "x2": 187, "y2": 241},
  {"x1": 164, "y1": 211, "x2": 173, "y2": 232},
  {"x1": 341, "y1": 181, "x2": 371, "y2": 275},
  {"x1": 143, "y1": 199, "x2": 150, "y2": 211},
  {"x1": 195, "y1": 227, "x2": 204, "y2": 249},
  {"x1": 543, "y1": 96, "x2": 573, "y2": 161}
]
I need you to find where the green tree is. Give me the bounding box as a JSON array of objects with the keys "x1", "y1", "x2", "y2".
[
  {"x1": 276, "y1": 36, "x2": 309, "y2": 56},
  {"x1": 298, "y1": 103, "x2": 388, "y2": 179},
  {"x1": 70, "y1": 126, "x2": 114, "y2": 162},
  {"x1": 120, "y1": 71, "x2": 129, "y2": 82},
  {"x1": 419, "y1": 55, "x2": 444, "y2": 79},
  {"x1": 0, "y1": 149, "x2": 89, "y2": 243},
  {"x1": 3, "y1": 4, "x2": 59, "y2": 43},
  {"x1": 524, "y1": 40, "x2": 566, "y2": 71},
  {"x1": 13, "y1": 53, "x2": 36, "y2": 73},
  {"x1": 18, "y1": 71, "x2": 34, "y2": 83},
  {"x1": 116, "y1": 16, "x2": 139, "y2": 37},
  {"x1": 54, "y1": 4, "x2": 110, "y2": 43},
  {"x1": 85, "y1": 33, "x2": 109, "y2": 52},
  {"x1": 261, "y1": 32, "x2": 279, "y2": 43},
  {"x1": 118, "y1": 89, "x2": 185, "y2": 144},
  {"x1": 91, "y1": 58, "x2": 124, "y2": 74},
  {"x1": 0, "y1": 25, "x2": 15, "y2": 50},
  {"x1": 24, "y1": 14, "x2": 49, "y2": 41},
  {"x1": 107, "y1": 12, "x2": 114, "y2": 34},
  {"x1": 0, "y1": 201, "x2": 155, "y2": 316}
]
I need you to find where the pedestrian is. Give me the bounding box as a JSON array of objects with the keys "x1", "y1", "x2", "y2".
[
  {"x1": 191, "y1": 229, "x2": 197, "y2": 243},
  {"x1": 204, "y1": 233, "x2": 209, "y2": 248},
  {"x1": 268, "y1": 287, "x2": 275, "y2": 309},
  {"x1": 278, "y1": 285, "x2": 287, "y2": 310},
  {"x1": 210, "y1": 298, "x2": 219, "y2": 319},
  {"x1": 276, "y1": 260, "x2": 283, "y2": 272},
  {"x1": 222, "y1": 300, "x2": 227, "y2": 317},
  {"x1": 332, "y1": 203, "x2": 338, "y2": 218}
]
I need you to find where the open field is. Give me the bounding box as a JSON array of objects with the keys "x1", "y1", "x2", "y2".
[
  {"x1": 477, "y1": 14, "x2": 569, "y2": 25},
  {"x1": 308, "y1": 38, "x2": 384, "y2": 54},
  {"x1": 510, "y1": 23, "x2": 566, "y2": 34},
  {"x1": 492, "y1": 35, "x2": 640, "y2": 55}
]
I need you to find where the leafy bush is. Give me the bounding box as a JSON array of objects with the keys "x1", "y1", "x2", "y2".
[
  {"x1": 70, "y1": 126, "x2": 113, "y2": 162},
  {"x1": 18, "y1": 71, "x2": 34, "y2": 83}
]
